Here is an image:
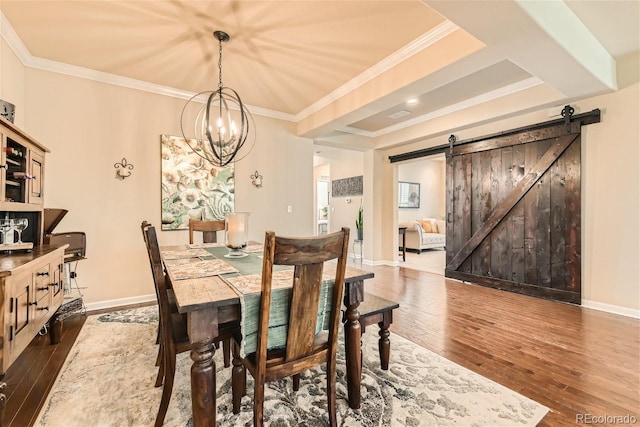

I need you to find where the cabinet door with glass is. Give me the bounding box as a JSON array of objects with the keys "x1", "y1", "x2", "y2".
[
  {"x1": 2, "y1": 132, "x2": 29, "y2": 204},
  {"x1": 0, "y1": 118, "x2": 48, "y2": 210}
]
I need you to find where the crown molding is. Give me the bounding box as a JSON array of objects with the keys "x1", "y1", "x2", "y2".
[{"x1": 295, "y1": 20, "x2": 460, "y2": 122}]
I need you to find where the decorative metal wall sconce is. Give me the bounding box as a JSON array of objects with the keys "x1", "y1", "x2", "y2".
[
  {"x1": 250, "y1": 170, "x2": 263, "y2": 188},
  {"x1": 114, "y1": 158, "x2": 134, "y2": 179}
]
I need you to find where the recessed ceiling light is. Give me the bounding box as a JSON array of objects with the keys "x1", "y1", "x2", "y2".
[{"x1": 407, "y1": 98, "x2": 418, "y2": 105}]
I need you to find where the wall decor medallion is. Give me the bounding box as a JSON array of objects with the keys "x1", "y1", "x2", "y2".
[{"x1": 161, "y1": 134, "x2": 234, "y2": 230}]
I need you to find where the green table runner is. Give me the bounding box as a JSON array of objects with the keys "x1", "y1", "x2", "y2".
[{"x1": 205, "y1": 246, "x2": 333, "y2": 355}]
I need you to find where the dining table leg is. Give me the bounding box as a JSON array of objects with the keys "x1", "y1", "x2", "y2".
[
  {"x1": 343, "y1": 279, "x2": 365, "y2": 409},
  {"x1": 188, "y1": 310, "x2": 219, "y2": 427}
]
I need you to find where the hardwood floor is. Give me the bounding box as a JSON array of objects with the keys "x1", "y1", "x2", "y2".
[
  {"x1": 3, "y1": 266, "x2": 639, "y2": 426},
  {"x1": 2, "y1": 313, "x2": 86, "y2": 427},
  {"x1": 365, "y1": 265, "x2": 640, "y2": 426}
]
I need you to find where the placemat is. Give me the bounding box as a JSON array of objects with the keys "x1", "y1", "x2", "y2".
[
  {"x1": 164, "y1": 258, "x2": 238, "y2": 280},
  {"x1": 162, "y1": 248, "x2": 211, "y2": 260}
]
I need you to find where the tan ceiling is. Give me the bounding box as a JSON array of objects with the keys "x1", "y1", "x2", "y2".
[{"x1": 1, "y1": 0, "x2": 638, "y2": 144}]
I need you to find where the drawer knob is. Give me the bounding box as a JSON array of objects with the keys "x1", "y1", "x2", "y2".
[{"x1": 37, "y1": 272, "x2": 49, "y2": 277}]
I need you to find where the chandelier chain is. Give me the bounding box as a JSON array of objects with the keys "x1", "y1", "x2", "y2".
[{"x1": 218, "y1": 37, "x2": 223, "y2": 90}]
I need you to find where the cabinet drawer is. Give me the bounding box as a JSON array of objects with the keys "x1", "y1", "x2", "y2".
[
  {"x1": 34, "y1": 264, "x2": 51, "y2": 301},
  {"x1": 34, "y1": 293, "x2": 51, "y2": 321}
]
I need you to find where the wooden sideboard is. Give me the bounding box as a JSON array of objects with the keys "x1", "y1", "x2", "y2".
[
  {"x1": 0, "y1": 117, "x2": 59, "y2": 426},
  {"x1": 0, "y1": 245, "x2": 67, "y2": 374}
]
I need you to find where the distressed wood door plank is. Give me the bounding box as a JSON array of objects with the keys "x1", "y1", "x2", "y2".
[{"x1": 447, "y1": 133, "x2": 579, "y2": 271}]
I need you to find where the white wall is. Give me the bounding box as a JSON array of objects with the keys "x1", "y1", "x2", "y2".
[
  {"x1": 397, "y1": 156, "x2": 445, "y2": 222},
  {"x1": 2, "y1": 46, "x2": 314, "y2": 307},
  {"x1": 0, "y1": 38, "x2": 25, "y2": 129}
]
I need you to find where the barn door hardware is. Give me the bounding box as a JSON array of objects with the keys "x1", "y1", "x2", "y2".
[
  {"x1": 561, "y1": 105, "x2": 575, "y2": 133},
  {"x1": 448, "y1": 134, "x2": 457, "y2": 156}
]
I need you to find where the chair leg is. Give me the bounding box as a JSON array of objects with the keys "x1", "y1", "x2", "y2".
[
  {"x1": 155, "y1": 349, "x2": 176, "y2": 427},
  {"x1": 155, "y1": 334, "x2": 166, "y2": 387},
  {"x1": 223, "y1": 338, "x2": 231, "y2": 368},
  {"x1": 155, "y1": 350, "x2": 165, "y2": 388},
  {"x1": 253, "y1": 378, "x2": 265, "y2": 427},
  {"x1": 293, "y1": 374, "x2": 300, "y2": 391},
  {"x1": 231, "y1": 341, "x2": 246, "y2": 414},
  {"x1": 327, "y1": 359, "x2": 337, "y2": 427},
  {"x1": 378, "y1": 321, "x2": 391, "y2": 370},
  {"x1": 155, "y1": 342, "x2": 162, "y2": 367}
]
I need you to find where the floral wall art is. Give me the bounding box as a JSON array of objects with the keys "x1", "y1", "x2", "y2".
[{"x1": 161, "y1": 134, "x2": 234, "y2": 230}]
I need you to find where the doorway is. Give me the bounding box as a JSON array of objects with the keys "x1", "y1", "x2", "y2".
[
  {"x1": 316, "y1": 178, "x2": 330, "y2": 235},
  {"x1": 397, "y1": 155, "x2": 446, "y2": 274}
]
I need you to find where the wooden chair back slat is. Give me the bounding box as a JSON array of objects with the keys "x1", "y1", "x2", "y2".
[
  {"x1": 188, "y1": 219, "x2": 225, "y2": 244},
  {"x1": 286, "y1": 263, "x2": 324, "y2": 360}
]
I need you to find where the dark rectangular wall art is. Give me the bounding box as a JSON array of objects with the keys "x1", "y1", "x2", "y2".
[{"x1": 331, "y1": 176, "x2": 363, "y2": 197}]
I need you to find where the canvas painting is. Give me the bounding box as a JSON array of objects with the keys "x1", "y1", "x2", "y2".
[{"x1": 161, "y1": 134, "x2": 234, "y2": 230}]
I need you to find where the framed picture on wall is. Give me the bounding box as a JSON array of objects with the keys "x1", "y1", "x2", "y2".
[
  {"x1": 398, "y1": 181, "x2": 420, "y2": 208},
  {"x1": 160, "y1": 134, "x2": 234, "y2": 230}
]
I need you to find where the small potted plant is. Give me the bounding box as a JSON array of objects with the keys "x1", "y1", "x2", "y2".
[{"x1": 355, "y1": 205, "x2": 363, "y2": 240}]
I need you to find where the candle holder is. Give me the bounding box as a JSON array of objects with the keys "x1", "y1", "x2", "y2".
[{"x1": 225, "y1": 212, "x2": 250, "y2": 258}]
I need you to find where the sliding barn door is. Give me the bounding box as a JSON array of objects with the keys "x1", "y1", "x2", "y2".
[{"x1": 445, "y1": 122, "x2": 582, "y2": 304}]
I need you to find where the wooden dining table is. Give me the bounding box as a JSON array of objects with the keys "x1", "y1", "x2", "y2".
[{"x1": 161, "y1": 243, "x2": 374, "y2": 427}]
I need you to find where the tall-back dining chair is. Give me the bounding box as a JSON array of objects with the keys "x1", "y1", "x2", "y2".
[
  {"x1": 141, "y1": 221, "x2": 238, "y2": 427},
  {"x1": 188, "y1": 218, "x2": 225, "y2": 244},
  {"x1": 232, "y1": 227, "x2": 350, "y2": 426}
]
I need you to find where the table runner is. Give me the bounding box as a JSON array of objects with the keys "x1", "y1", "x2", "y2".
[
  {"x1": 224, "y1": 271, "x2": 334, "y2": 355},
  {"x1": 203, "y1": 246, "x2": 335, "y2": 356}
]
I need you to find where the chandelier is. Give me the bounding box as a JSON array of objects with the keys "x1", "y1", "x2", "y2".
[{"x1": 181, "y1": 30, "x2": 255, "y2": 167}]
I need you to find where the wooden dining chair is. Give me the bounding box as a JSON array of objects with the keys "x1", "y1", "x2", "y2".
[
  {"x1": 188, "y1": 218, "x2": 225, "y2": 244},
  {"x1": 141, "y1": 221, "x2": 239, "y2": 427},
  {"x1": 140, "y1": 221, "x2": 168, "y2": 374},
  {"x1": 231, "y1": 227, "x2": 350, "y2": 427}
]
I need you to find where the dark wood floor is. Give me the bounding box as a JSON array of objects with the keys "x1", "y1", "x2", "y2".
[
  {"x1": 3, "y1": 265, "x2": 639, "y2": 426},
  {"x1": 2, "y1": 313, "x2": 87, "y2": 427}
]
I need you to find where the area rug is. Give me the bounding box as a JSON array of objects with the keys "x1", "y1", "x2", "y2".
[{"x1": 35, "y1": 306, "x2": 548, "y2": 426}]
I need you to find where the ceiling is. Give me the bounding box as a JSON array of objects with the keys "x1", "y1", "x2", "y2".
[{"x1": 1, "y1": 0, "x2": 638, "y2": 147}]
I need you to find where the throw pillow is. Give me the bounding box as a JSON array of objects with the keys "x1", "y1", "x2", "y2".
[{"x1": 418, "y1": 220, "x2": 433, "y2": 233}]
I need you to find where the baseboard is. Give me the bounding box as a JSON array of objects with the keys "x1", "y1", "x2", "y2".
[
  {"x1": 85, "y1": 294, "x2": 156, "y2": 312},
  {"x1": 581, "y1": 300, "x2": 640, "y2": 319}
]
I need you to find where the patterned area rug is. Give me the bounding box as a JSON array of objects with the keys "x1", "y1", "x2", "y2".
[{"x1": 35, "y1": 306, "x2": 548, "y2": 426}]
